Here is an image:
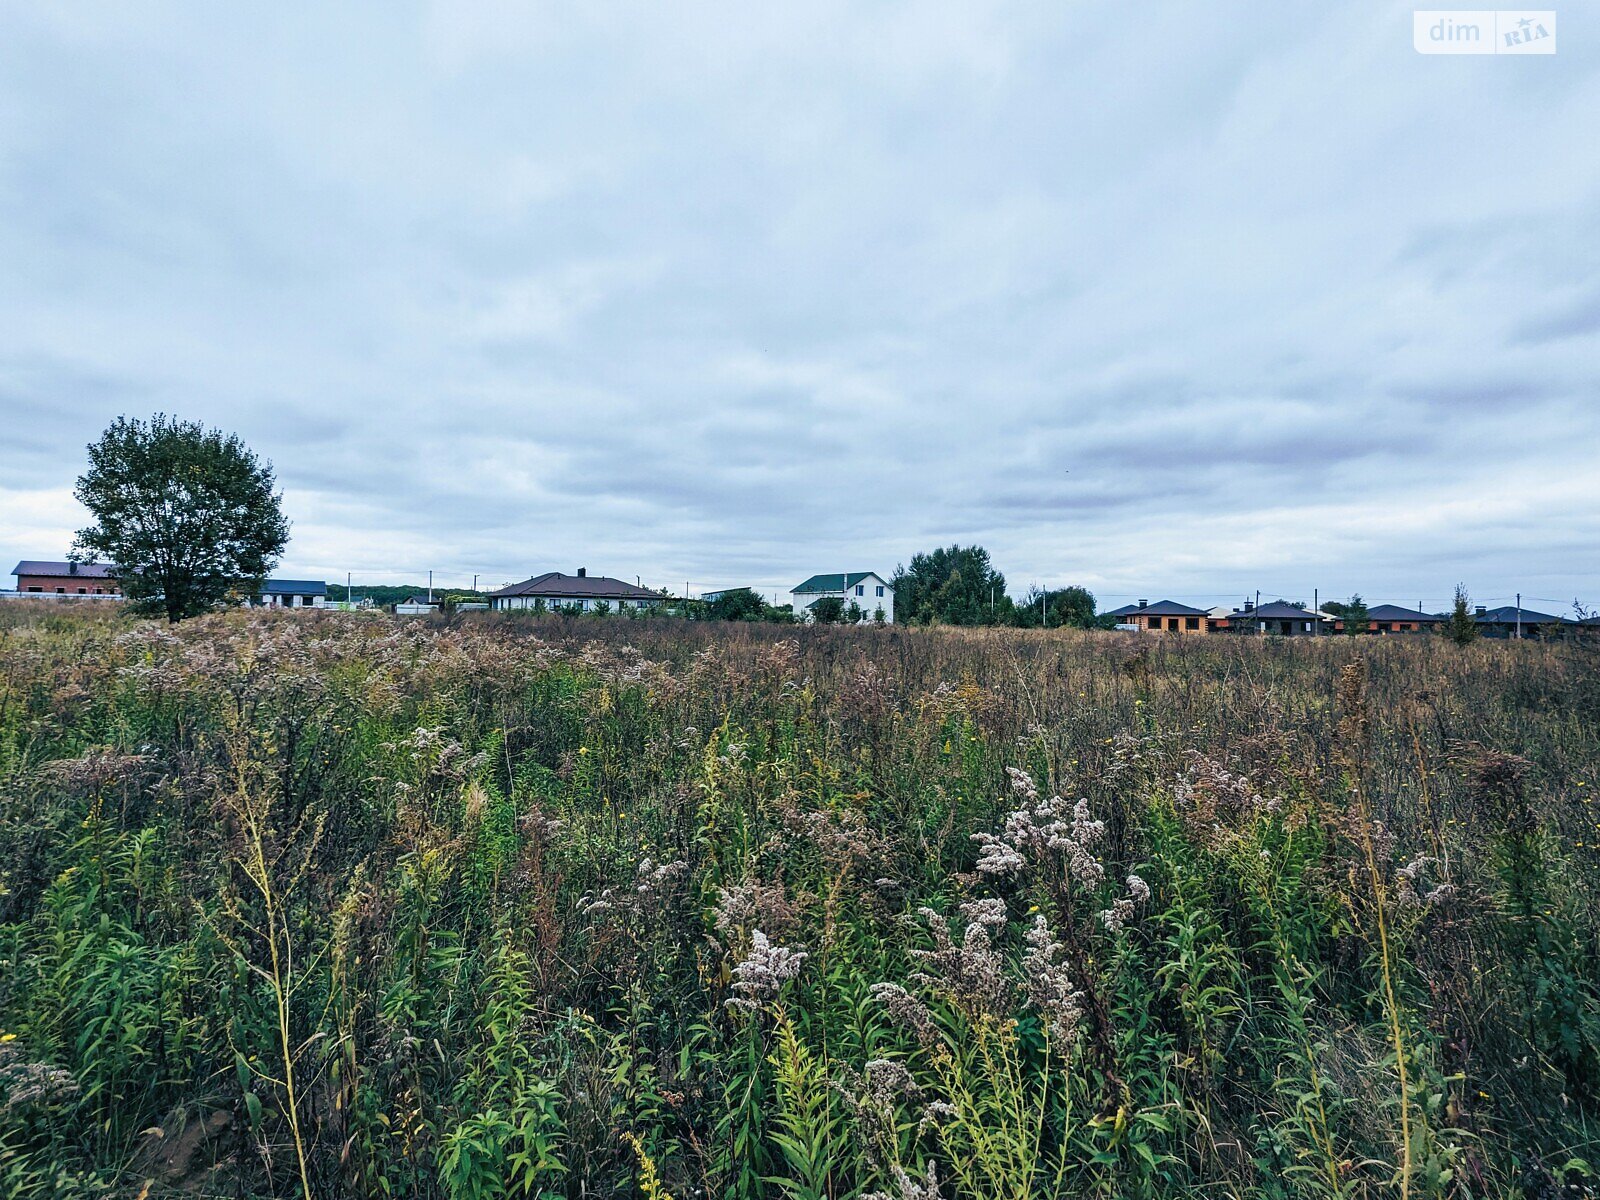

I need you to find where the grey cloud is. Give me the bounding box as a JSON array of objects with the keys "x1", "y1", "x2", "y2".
[{"x1": 1, "y1": 3, "x2": 1598, "y2": 601}]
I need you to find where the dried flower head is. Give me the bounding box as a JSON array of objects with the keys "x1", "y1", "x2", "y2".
[
  {"x1": 1021, "y1": 915, "x2": 1084, "y2": 1045},
  {"x1": 726, "y1": 930, "x2": 807, "y2": 1011}
]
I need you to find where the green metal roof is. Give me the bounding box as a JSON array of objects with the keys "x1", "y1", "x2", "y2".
[{"x1": 792, "y1": 572, "x2": 881, "y2": 593}]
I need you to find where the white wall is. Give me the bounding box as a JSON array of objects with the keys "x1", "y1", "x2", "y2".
[
  {"x1": 790, "y1": 574, "x2": 894, "y2": 623},
  {"x1": 492, "y1": 595, "x2": 657, "y2": 612}
]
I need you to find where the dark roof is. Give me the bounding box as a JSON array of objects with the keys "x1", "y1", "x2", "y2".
[
  {"x1": 261, "y1": 579, "x2": 327, "y2": 595},
  {"x1": 1475, "y1": 605, "x2": 1560, "y2": 624},
  {"x1": 12, "y1": 560, "x2": 117, "y2": 579},
  {"x1": 1105, "y1": 600, "x2": 1208, "y2": 618},
  {"x1": 792, "y1": 572, "x2": 885, "y2": 593},
  {"x1": 490, "y1": 572, "x2": 662, "y2": 601},
  {"x1": 1365, "y1": 604, "x2": 1442, "y2": 623},
  {"x1": 1227, "y1": 601, "x2": 1321, "y2": 621}
]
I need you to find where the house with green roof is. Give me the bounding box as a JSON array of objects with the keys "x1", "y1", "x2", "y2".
[{"x1": 790, "y1": 571, "x2": 894, "y2": 623}]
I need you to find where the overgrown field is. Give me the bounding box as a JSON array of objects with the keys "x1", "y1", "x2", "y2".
[{"x1": 2, "y1": 607, "x2": 1599, "y2": 1199}]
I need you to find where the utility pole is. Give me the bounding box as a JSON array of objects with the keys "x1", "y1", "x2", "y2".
[
  {"x1": 347, "y1": 571, "x2": 352, "y2": 604},
  {"x1": 428, "y1": 570, "x2": 433, "y2": 604},
  {"x1": 1516, "y1": 592, "x2": 1522, "y2": 639},
  {"x1": 1041, "y1": 590, "x2": 1047, "y2": 628},
  {"x1": 473, "y1": 573, "x2": 478, "y2": 593},
  {"x1": 1314, "y1": 588, "x2": 1319, "y2": 635}
]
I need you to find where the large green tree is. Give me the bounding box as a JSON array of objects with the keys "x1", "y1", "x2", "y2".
[
  {"x1": 1015, "y1": 585, "x2": 1098, "y2": 629},
  {"x1": 73, "y1": 414, "x2": 290, "y2": 623},
  {"x1": 891, "y1": 545, "x2": 1010, "y2": 625}
]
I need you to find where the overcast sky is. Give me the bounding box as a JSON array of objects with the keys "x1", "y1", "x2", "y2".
[{"x1": 2, "y1": 4, "x2": 1597, "y2": 611}]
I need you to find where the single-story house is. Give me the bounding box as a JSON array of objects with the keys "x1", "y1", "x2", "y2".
[
  {"x1": 395, "y1": 595, "x2": 440, "y2": 615},
  {"x1": 790, "y1": 572, "x2": 894, "y2": 623},
  {"x1": 1335, "y1": 604, "x2": 1443, "y2": 634},
  {"x1": 489, "y1": 569, "x2": 664, "y2": 613},
  {"x1": 1103, "y1": 599, "x2": 1210, "y2": 633},
  {"x1": 256, "y1": 579, "x2": 327, "y2": 609},
  {"x1": 1219, "y1": 600, "x2": 1324, "y2": 636},
  {"x1": 1474, "y1": 604, "x2": 1561, "y2": 638},
  {"x1": 10, "y1": 560, "x2": 122, "y2": 597}
]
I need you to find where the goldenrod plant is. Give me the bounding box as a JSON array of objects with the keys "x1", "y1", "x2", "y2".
[{"x1": 0, "y1": 604, "x2": 1597, "y2": 1197}]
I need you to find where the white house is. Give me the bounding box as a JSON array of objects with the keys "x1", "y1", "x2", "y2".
[
  {"x1": 489, "y1": 569, "x2": 664, "y2": 613},
  {"x1": 789, "y1": 572, "x2": 894, "y2": 623},
  {"x1": 395, "y1": 595, "x2": 440, "y2": 615},
  {"x1": 256, "y1": 579, "x2": 327, "y2": 609}
]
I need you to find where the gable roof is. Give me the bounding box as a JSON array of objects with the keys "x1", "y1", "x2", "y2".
[
  {"x1": 262, "y1": 579, "x2": 327, "y2": 595},
  {"x1": 792, "y1": 572, "x2": 886, "y2": 594},
  {"x1": 1365, "y1": 604, "x2": 1442, "y2": 623},
  {"x1": 398, "y1": 595, "x2": 438, "y2": 607},
  {"x1": 1475, "y1": 605, "x2": 1559, "y2": 624},
  {"x1": 12, "y1": 560, "x2": 117, "y2": 579},
  {"x1": 490, "y1": 572, "x2": 662, "y2": 601},
  {"x1": 1104, "y1": 600, "x2": 1208, "y2": 618}
]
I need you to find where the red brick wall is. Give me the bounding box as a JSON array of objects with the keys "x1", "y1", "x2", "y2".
[{"x1": 14, "y1": 574, "x2": 120, "y2": 594}]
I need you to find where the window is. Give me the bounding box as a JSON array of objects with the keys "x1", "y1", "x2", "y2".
[
  {"x1": 56, "y1": 588, "x2": 65, "y2": 594},
  {"x1": 77, "y1": 588, "x2": 86, "y2": 594},
  {"x1": 855, "y1": 584, "x2": 864, "y2": 596},
  {"x1": 876, "y1": 585, "x2": 884, "y2": 597},
  {"x1": 1186, "y1": 617, "x2": 1200, "y2": 630},
  {"x1": 26, "y1": 586, "x2": 41, "y2": 593}
]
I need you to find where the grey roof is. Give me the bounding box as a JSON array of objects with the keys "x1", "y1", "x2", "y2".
[
  {"x1": 792, "y1": 571, "x2": 885, "y2": 593},
  {"x1": 490, "y1": 572, "x2": 662, "y2": 600},
  {"x1": 399, "y1": 595, "x2": 438, "y2": 607},
  {"x1": 1105, "y1": 600, "x2": 1208, "y2": 618},
  {"x1": 12, "y1": 560, "x2": 117, "y2": 579},
  {"x1": 1228, "y1": 601, "x2": 1322, "y2": 621},
  {"x1": 261, "y1": 579, "x2": 327, "y2": 595},
  {"x1": 1365, "y1": 604, "x2": 1442, "y2": 623},
  {"x1": 1475, "y1": 605, "x2": 1559, "y2": 624}
]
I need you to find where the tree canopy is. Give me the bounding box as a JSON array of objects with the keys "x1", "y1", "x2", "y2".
[
  {"x1": 73, "y1": 414, "x2": 290, "y2": 623},
  {"x1": 808, "y1": 596, "x2": 846, "y2": 624},
  {"x1": 891, "y1": 545, "x2": 1010, "y2": 625},
  {"x1": 1014, "y1": 585, "x2": 1098, "y2": 629}
]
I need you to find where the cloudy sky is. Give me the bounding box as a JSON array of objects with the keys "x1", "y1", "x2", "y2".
[{"x1": 2, "y1": 3, "x2": 1597, "y2": 611}]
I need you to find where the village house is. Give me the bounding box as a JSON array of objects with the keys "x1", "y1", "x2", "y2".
[
  {"x1": 394, "y1": 595, "x2": 440, "y2": 615},
  {"x1": 1474, "y1": 604, "x2": 1561, "y2": 639},
  {"x1": 255, "y1": 579, "x2": 328, "y2": 609},
  {"x1": 9, "y1": 560, "x2": 122, "y2": 597},
  {"x1": 490, "y1": 569, "x2": 664, "y2": 613},
  {"x1": 1335, "y1": 604, "x2": 1443, "y2": 634},
  {"x1": 1218, "y1": 600, "x2": 1325, "y2": 636},
  {"x1": 1103, "y1": 599, "x2": 1210, "y2": 633},
  {"x1": 789, "y1": 572, "x2": 894, "y2": 623}
]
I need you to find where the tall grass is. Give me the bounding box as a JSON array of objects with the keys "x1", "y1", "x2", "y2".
[{"x1": 0, "y1": 604, "x2": 1597, "y2": 1197}]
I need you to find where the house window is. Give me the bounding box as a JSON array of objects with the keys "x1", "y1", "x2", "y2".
[
  {"x1": 27, "y1": 586, "x2": 41, "y2": 592},
  {"x1": 855, "y1": 584, "x2": 864, "y2": 596},
  {"x1": 876, "y1": 586, "x2": 884, "y2": 597},
  {"x1": 77, "y1": 588, "x2": 86, "y2": 594},
  {"x1": 1186, "y1": 617, "x2": 1199, "y2": 630},
  {"x1": 56, "y1": 588, "x2": 65, "y2": 594}
]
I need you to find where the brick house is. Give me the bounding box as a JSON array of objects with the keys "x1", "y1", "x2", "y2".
[
  {"x1": 10, "y1": 560, "x2": 122, "y2": 597},
  {"x1": 1103, "y1": 599, "x2": 1210, "y2": 632},
  {"x1": 1334, "y1": 604, "x2": 1443, "y2": 634}
]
